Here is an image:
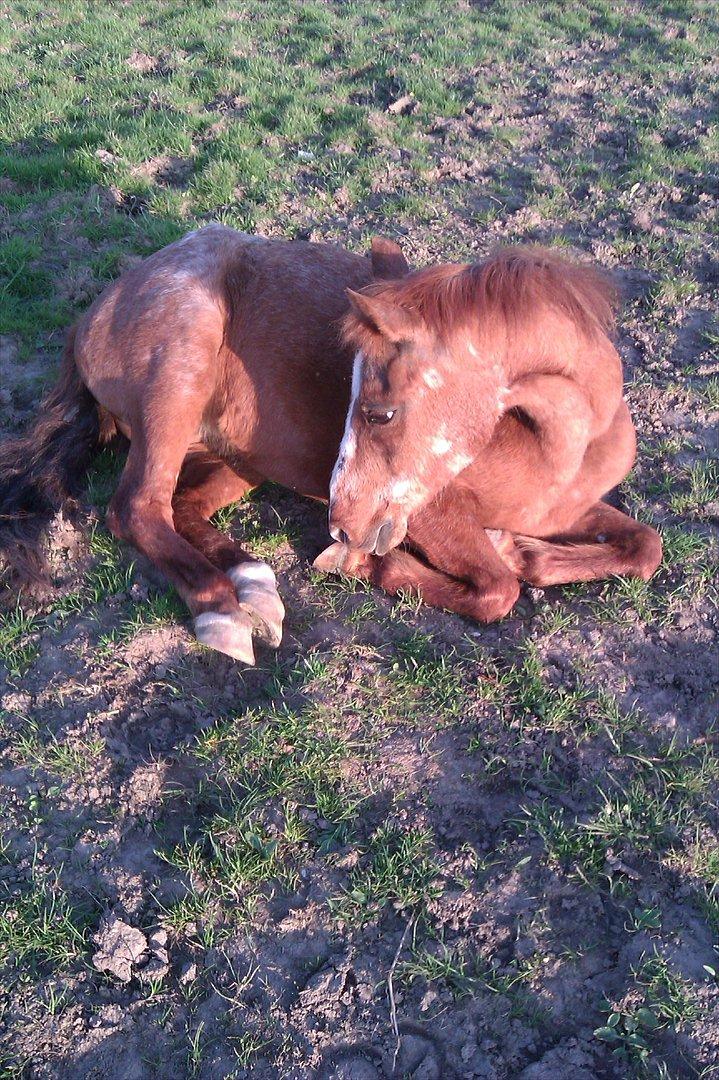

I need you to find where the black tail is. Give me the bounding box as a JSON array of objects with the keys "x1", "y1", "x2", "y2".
[{"x1": 0, "y1": 326, "x2": 101, "y2": 585}]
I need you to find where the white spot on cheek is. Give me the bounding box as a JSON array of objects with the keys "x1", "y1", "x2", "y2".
[
  {"x1": 447, "y1": 452, "x2": 473, "y2": 475},
  {"x1": 497, "y1": 386, "x2": 510, "y2": 415},
  {"x1": 389, "y1": 478, "x2": 411, "y2": 500},
  {"x1": 422, "y1": 368, "x2": 443, "y2": 390},
  {"x1": 429, "y1": 434, "x2": 452, "y2": 456},
  {"x1": 466, "y1": 340, "x2": 478, "y2": 358},
  {"x1": 387, "y1": 477, "x2": 428, "y2": 508}
]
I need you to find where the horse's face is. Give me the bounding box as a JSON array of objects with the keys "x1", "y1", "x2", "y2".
[{"x1": 328, "y1": 290, "x2": 506, "y2": 555}]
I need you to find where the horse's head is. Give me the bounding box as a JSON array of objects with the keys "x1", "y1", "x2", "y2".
[{"x1": 329, "y1": 248, "x2": 509, "y2": 555}]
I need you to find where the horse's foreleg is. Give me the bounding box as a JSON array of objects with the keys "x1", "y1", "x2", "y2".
[
  {"x1": 314, "y1": 543, "x2": 511, "y2": 622},
  {"x1": 510, "y1": 501, "x2": 663, "y2": 587},
  {"x1": 404, "y1": 493, "x2": 521, "y2": 621},
  {"x1": 172, "y1": 451, "x2": 284, "y2": 648},
  {"x1": 316, "y1": 484, "x2": 521, "y2": 622}
]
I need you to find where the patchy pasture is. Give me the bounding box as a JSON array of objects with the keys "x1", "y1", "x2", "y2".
[{"x1": 0, "y1": 2, "x2": 717, "y2": 1077}]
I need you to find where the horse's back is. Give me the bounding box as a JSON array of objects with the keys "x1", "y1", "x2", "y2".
[
  {"x1": 70, "y1": 225, "x2": 370, "y2": 486},
  {"x1": 73, "y1": 226, "x2": 367, "y2": 419}
]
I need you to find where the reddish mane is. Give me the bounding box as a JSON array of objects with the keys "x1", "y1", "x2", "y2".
[{"x1": 343, "y1": 247, "x2": 617, "y2": 350}]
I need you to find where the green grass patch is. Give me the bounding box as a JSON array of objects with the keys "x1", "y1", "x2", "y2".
[
  {"x1": 0, "y1": 873, "x2": 89, "y2": 973},
  {"x1": 332, "y1": 823, "x2": 442, "y2": 925},
  {"x1": 0, "y1": 605, "x2": 42, "y2": 678}
]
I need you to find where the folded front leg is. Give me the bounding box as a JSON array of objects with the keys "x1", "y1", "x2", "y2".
[
  {"x1": 404, "y1": 486, "x2": 521, "y2": 621},
  {"x1": 315, "y1": 483, "x2": 521, "y2": 623}
]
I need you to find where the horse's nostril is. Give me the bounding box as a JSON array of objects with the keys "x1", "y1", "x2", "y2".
[{"x1": 329, "y1": 522, "x2": 350, "y2": 545}]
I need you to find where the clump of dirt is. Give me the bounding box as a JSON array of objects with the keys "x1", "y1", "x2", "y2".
[
  {"x1": 131, "y1": 156, "x2": 195, "y2": 189},
  {"x1": 126, "y1": 50, "x2": 179, "y2": 78},
  {"x1": 92, "y1": 915, "x2": 153, "y2": 983},
  {"x1": 204, "y1": 91, "x2": 249, "y2": 116}
]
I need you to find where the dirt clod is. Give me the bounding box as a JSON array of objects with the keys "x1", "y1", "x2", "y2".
[{"x1": 91, "y1": 915, "x2": 149, "y2": 983}]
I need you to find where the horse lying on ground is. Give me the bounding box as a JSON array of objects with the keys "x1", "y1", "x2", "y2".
[{"x1": 0, "y1": 225, "x2": 662, "y2": 663}]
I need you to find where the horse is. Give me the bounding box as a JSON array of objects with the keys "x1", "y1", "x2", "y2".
[{"x1": 0, "y1": 225, "x2": 662, "y2": 664}]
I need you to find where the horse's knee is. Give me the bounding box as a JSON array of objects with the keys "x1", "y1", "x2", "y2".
[{"x1": 106, "y1": 490, "x2": 171, "y2": 545}]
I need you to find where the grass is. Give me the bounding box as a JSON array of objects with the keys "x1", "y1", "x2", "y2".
[
  {"x1": 0, "y1": 872, "x2": 89, "y2": 972},
  {"x1": 0, "y1": 0, "x2": 717, "y2": 1076},
  {"x1": 84, "y1": 524, "x2": 135, "y2": 601},
  {"x1": 158, "y1": 700, "x2": 364, "y2": 936},
  {"x1": 191, "y1": 702, "x2": 360, "y2": 831},
  {"x1": 514, "y1": 739, "x2": 719, "y2": 892},
  {"x1": 399, "y1": 941, "x2": 476, "y2": 999},
  {"x1": 0, "y1": 606, "x2": 41, "y2": 678},
  {"x1": 700, "y1": 377, "x2": 719, "y2": 411},
  {"x1": 389, "y1": 631, "x2": 467, "y2": 717},
  {"x1": 8, "y1": 717, "x2": 105, "y2": 780},
  {"x1": 332, "y1": 822, "x2": 443, "y2": 925},
  {"x1": 595, "y1": 950, "x2": 703, "y2": 1066}
]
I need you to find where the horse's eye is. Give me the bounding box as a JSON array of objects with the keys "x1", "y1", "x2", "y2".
[{"x1": 362, "y1": 406, "x2": 396, "y2": 426}]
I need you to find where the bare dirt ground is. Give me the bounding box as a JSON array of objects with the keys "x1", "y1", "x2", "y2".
[{"x1": 0, "y1": 3, "x2": 717, "y2": 1078}]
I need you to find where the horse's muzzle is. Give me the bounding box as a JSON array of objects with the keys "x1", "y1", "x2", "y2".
[{"x1": 329, "y1": 515, "x2": 402, "y2": 556}]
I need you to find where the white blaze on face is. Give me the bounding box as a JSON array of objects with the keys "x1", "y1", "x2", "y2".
[{"x1": 330, "y1": 351, "x2": 363, "y2": 499}]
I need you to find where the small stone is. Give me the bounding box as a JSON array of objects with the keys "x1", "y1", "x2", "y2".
[{"x1": 179, "y1": 962, "x2": 197, "y2": 985}]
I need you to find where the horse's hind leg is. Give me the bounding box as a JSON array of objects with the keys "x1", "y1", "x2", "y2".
[
  {"x1": 172, "y1": 450, "x2": 284, "y2": 647},
  {"x1": 106, "y1": 405, "x2": 279, "y2": 664},
  {"x1": 509, "y1": 502, "x2": 663, "y2": 587}
]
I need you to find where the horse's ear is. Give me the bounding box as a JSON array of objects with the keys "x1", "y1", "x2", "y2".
[
  {"x1": 370, "y1": 236, "x2": 410, "y2": 280},
  {"x1": 346, "y1": 289, "x2": 416, "y2": 343}
]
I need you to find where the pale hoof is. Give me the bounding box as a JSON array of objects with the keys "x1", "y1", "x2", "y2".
[
  {"x1": 312, "y1": 542, "x2": 369, "y2": 575},
  {"x1": 194, "y1": 611, "x2": 255, "y2": 665},
  {"x1": 228, "y1": 562, "x2": 285, "y2": 649}
]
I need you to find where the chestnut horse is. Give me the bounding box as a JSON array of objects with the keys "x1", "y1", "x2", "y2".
[{"x1": 0, "y1": 225, "x2": 661, "y2": 663}]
